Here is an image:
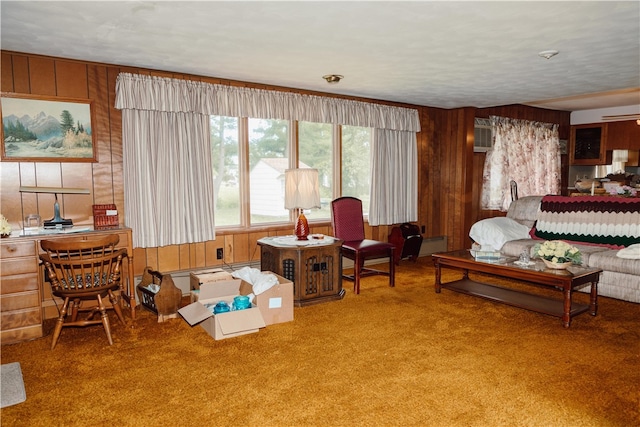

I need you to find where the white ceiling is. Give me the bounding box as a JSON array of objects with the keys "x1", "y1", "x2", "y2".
[{"x1": 1, "y1": 1, "x2": 639, "y2": 112}]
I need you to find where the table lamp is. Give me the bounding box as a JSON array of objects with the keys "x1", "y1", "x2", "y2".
[
  {"x1": 19, "y1": 186, "x2": 90, "y2": 228},
  {"x1": 284, "y1": 168, "x2": 321, "y2": 240}
]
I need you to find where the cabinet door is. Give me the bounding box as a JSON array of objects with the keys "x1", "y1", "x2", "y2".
[
  {"x1": 570, "y1": 124, "x2": 607, "y2": 165},
  {"x1": 606, "y1": 120, "x2": 640, "y2": 150}
]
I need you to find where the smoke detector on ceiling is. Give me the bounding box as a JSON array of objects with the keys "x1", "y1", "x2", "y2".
[{"x1": 538, "y1": 50, "x2": 559, "y2": 59}]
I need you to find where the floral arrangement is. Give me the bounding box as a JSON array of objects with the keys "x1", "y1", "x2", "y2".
[
  {"x1": 0, "y1": 214, "x2": 11, "y2": 237},
  {"x1": 533, "y1": 240, "x2": 582, "y2": 265},
  {"x1": 608, "y1": 185, "x2": 637, "y2": 197}
]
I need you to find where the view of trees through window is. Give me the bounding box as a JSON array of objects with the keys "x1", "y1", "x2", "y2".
[
  {"x1": 298, "y1": 121, "x2": 332, "y2": 220},
  {"x1": 210, "y1": 116, "x2": 240, "y2": 227},
  {"x1": 210, "y1": 116, "x2": 371, "y2": 228},
  {"x1": 342, "y1": 126, "x2": 372, "y2": 215}
]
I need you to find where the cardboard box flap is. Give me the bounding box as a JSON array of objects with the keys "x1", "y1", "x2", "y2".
[
  {"x1": 199, "y1": 280, "x2": 242, "y2": 300},
  {"x1": 239, "y1": 280, "x2": 253, "y2": 296},
  {"x1": 178, "y1": 302, "x2": 213, "y2": 326},
  {"x1": 193, "y1": 270, "x2": 234, "y2": 282},
  {"x1": 217, "y1": 308, "x2": 266, "y2": 334}
]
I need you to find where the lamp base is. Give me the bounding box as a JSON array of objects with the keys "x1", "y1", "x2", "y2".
[
  {"x1": 44, "y1": 218, "x2": 73, "y2": 229},
  {"x1": 43, "y1": 197, "x2": 74, "y2": 229},
  {"x1": 294, "y1": 212, "x2": 310, "y2": 240}
]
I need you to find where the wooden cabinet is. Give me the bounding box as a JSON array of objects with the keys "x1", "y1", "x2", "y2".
[
  {"x1": 570, "y1": 121, "x2": 639, "y2": 165},
  {"x1": 0, "y1": 227, "x2": 136, "y2": 345},
  {"x1": 570, "y1": 123, "x2": 608, "y2": 165},
  {"x1": 1, "y1": 239, "x2": 42, "y2": 344},
  {"x1": 258, "y1": 237, "x2": 344, "y2": 306},
  {"x1": 605, "y1": 120, "x2": 640, "y2": 150}
]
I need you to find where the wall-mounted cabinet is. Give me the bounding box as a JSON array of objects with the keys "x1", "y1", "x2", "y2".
[
  {"x1": 570, "y1": 124, "x2": 607, "y2": 165},
  {"x1": 606, "y1": 120, "x2": 640, "y2": 150}
]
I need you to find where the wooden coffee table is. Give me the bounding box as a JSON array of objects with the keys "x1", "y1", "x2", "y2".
[{"x1": 432, "y1": 250, "x2": 602, "y2": 328}]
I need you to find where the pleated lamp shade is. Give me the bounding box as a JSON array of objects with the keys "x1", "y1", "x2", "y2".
[{"x1": 285, "y1": 168, "x2": 321, "y2": 240}]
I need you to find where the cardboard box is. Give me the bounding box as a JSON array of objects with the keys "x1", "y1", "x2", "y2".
[
  {"x1": 178, "y1": 279, "x2": 266, "y2": 340},
  {"x1": 190, "y1": 269, "x2": 234, "y2": 291},
  {"x1": 190, "y1": 269, "x2": 235, "y2": 302},
  {"x1": 239, "y1": 272, "x2": 294, "y2": 326}
]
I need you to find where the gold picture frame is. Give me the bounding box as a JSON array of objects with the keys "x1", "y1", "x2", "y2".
[{"x1": 1, "y1": 92, "x2": 97, "y2": 162}]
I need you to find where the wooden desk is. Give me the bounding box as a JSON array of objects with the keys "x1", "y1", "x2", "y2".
[
  {"x1": 258, "y1": 236, "x2": 344, "y2": 306},
  {"x1": 1, "y1": 227, "x2": 136, "y2": 345}
]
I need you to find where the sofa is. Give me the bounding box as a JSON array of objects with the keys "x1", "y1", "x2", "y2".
[{"x1": 469, "y1": 195, "x2": 640, "y2": 303}]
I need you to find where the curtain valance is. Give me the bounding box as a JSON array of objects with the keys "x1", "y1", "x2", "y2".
[{"x1": 115, "y1": 73, "x2": 421, "y2": 132}]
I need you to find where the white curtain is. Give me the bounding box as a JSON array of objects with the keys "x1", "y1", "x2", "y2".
[
  {"x1": 115, "y1": 73, "x2": 421, "y2": 245},
  {"x1": 115, "y1": 73, "x2": 421, "y2": 132},
  {"x1": 481, "y1": 116, "x2": 561, "y2": 212},
  {"x1": 369, "y1": 129, "x2": 418, "y2": 226},
  {"x1": 121, "y1": 109, "x2": 215, "y2": 248}
]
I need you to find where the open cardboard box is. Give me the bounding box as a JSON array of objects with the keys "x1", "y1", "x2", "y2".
[
  {"x1": 190, "y1": 269, "x2": 234, "y2": 296},
  {"x1": 238, "y1": 271, "x2": 294, "y2": 326},
  {"x1": 178, "y1": 279, "x2": 266, "y2": 340}
]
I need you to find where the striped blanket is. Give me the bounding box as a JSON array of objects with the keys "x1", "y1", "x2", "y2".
[{"x1": 532, "y1": 195, "x2": 640, "y2": 249}]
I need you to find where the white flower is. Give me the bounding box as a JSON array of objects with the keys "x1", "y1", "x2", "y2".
[
  {"x1": 533, "y1": 240, "x2": 582, "y2": 264},
  {"x1": 610, "y1": 185, "x2": 637, "y2": 197},
  {"x1": 0, "y1": 214, "x2": 11, "y2": 235}
]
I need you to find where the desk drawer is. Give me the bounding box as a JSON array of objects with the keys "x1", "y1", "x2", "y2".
[
  {"x1": 1, "y1": 240, "x2": 36, "y2": 258},
  {"x1": 1, "y1": 307, "x2": 41, "y2": 329},
  {"x1": 0, "y1": 257, "x2": 37, "y2": 276},
  {"x1": 1, "y1": 324, "x2": 43, "y2": 344},
  {"x1": 0, "y1": 291, "x2": 40, "y2": 311},
  {"x1": 1, "y1": 273, "x2": 39, "y2": 295},
  {"x1": 115, "y1": 232, "x2": 130, "y2": 249}
]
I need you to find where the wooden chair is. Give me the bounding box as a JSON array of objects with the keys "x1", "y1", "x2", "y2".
[
  {"x1": 330, "y1": 197, "x2": 395, "y2": 294},
  {"x1": 40, "y1": 234, "x2": 127, "y2": 349}
]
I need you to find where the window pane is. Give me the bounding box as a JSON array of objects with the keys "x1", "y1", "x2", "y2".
[
  {"x1": 248, "y1": 118, "x2": 290, "y2": 224},
  {"x1": 298, "y1": 121, "x2": 332, "y2": 221},
  {"x1": 211, "y1": 116, "x2": 240, "y2": 227},
  {"x1": 341, "y1": 126, "x2": 371, "y2": 215}
]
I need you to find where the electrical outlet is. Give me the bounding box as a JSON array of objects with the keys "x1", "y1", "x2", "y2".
[{"x1": 216, "y1": 248, "x2": 224, "y2": 259}]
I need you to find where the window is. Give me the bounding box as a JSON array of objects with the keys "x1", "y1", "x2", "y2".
[
  {"x1": 341, "y1": 126, "x2": 371, "y2": 215},
  {"x1": 211, "y1": 117, "x2": 371, "y2": 228},
  {"x1": 210, "y1": 116, "x2": 240, "y2": 227},
  {"x1": 298, "y1": 121, "x2": 333, "y2": 220},
  {"x1": 248, "y1": 118, "x2": 290, "y2": 225}
]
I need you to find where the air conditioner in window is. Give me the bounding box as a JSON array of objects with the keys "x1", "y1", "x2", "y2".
[{"x1": 473, "y1": 118, "x2": 493, "y2": 152}]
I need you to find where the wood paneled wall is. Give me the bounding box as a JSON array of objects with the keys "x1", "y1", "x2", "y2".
[
  {"x1": 1, "y1": 50, "x2": 570, "y2": 275},
  {"x1": 1, "y1": 53, "x2": 125, "y2": 236}
]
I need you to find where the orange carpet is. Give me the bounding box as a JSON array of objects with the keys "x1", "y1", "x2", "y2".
[{"x1": 1, "y1": 257, "x2": 638, "y2": 426}]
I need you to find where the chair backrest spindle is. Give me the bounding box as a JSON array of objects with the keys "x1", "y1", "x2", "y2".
[{"x1": 41, "y1": 234, "x2": 124, "y2": 295}]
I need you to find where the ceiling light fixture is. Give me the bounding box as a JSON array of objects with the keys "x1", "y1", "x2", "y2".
[
  {"x1": 538, "y1": 50, "x2": 559, "y2": 60},
  {"x1": 322, "y1": 74, "x2": 344, "y2": 84}
]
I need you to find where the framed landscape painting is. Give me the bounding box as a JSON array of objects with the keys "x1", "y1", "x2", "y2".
[{"x1": 1, "y1": 93, "x2": 97, "y2": 162}]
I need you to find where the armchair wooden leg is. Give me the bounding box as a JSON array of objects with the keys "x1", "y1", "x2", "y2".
[
  {"x1": 70, "y1": 298, "x2": 81, "y2": 322},
  {"x1": 389, "y1": 247, "x2": 395, "y2": 288},
  {"x1": 51, "y1": 297, "x2": 70, "y2": 350},
  {"x1": 108, "y1": 290, "x2": 127, "y2": 325},
  {"x1": 96, "y1": 295, "x2": 114, "y2": 346},
  {"x1": 354, "y1": 253, "x2": 362, "y2": 294}
]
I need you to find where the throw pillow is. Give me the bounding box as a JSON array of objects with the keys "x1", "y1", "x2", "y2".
[
  {"x1": 617, "y1": 243, "x2": 640, "y2": 259},
  {"x1": 469, "y1": 217, "x2": 531, "y2": 251}
]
